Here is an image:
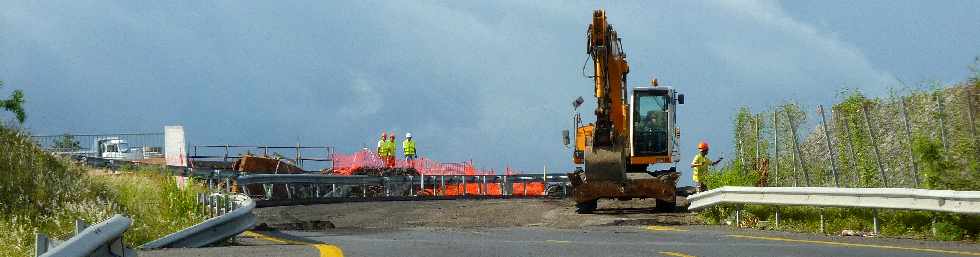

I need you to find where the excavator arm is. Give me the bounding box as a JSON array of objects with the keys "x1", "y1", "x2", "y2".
[{"x1": 587, "y1": 9, "x2": 630, "y2": 148}]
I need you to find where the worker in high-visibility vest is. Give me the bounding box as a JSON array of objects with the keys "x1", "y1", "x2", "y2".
[
  {"x1": 403, "y1": 133, "x2": 417, "y2": 161},
  {"x1": 376, "y1": 132, "x2": 387, "y2": 158},
  {"x1": 385, "y1": 134, "x2": 397, "y2": 167},
  {"x1": 691, "y1": 141, "x2": 722, "y2": 193}
]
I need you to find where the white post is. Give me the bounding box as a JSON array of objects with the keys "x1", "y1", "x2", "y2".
[{"x1": 543, "y1": 165, "x2": 548, "y2": 196}]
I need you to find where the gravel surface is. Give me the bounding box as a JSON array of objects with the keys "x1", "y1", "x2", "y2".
[{"x1": 253, "y1": 198, "x2": 699, "y2": 231}]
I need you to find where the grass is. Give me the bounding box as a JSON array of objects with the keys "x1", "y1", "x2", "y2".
[
  {"x1": 0, "y1": 124, "x2": 209, "y2": 257},
  {"x1": 698, "y1": 204, "x2": 978, "y2": 242}
]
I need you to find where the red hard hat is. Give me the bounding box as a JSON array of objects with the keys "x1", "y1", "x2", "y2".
[{"x1": 697, "y1": 141, "x2": 709, "y2": 150}]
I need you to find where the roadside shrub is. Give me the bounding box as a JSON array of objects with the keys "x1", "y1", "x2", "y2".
[{"x1": 934, "y1": 221, "x2": 965, "y2": 241}]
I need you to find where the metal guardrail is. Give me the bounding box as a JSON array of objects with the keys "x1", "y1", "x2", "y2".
[
  {"x1": 688, "y1": 186, "x2": 980, "y2": 214},
  {"x1": 688, "y1": 186, "x2": 980, "y2": 235},
  {"x1": 140, "y1": 193, "x2": 256, "y2": 249},
  {"x1": 36, "y1": 214, "x2": 134, "y2": 257}
]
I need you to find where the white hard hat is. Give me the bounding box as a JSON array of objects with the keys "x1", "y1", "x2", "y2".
[{"x1": 405, "y1": 133, "x2": 412, "y2": 138}]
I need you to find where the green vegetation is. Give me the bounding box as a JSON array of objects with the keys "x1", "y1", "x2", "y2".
[
  {"x1": 0, "y1": 124, "x2": 208, "y2": 257},
  {"x1": 0, "y1": 81, "x2": 26, "y2": 123},
  {"x1": 700, "y1": 62, "x2": 980, "y2": 242},
  {"x1": 700, "y1": 204, "x2": 978, "y2": 241},
  {"x1": 52, "y1": 133, "x2": 82, "y2": 151}
]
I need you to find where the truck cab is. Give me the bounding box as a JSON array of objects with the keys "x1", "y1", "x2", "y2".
[{"x1": 95, "y1": 137, "x2": 143, "y2": 161}]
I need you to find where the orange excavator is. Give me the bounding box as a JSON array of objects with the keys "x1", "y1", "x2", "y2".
[{"x1": 563, "y1": 10, "x2": 684, "y2": 213}]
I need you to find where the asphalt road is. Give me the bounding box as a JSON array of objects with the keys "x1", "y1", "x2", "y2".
[{"x1": 142, "y1": 224, "x2": 980, "y2": 257}]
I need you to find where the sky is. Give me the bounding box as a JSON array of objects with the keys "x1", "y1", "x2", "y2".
[{"x1": 2, "y1": 1, "x2": 978, "y2": 185}]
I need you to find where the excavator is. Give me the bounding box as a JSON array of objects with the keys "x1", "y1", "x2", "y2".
[{"x1": 563, "y1": 9, "x2": 684, "y2": 214}]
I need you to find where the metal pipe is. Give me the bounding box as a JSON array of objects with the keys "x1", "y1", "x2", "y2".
[
  {"x1": 900, "y1": 98, "x2": 920, "y2": 187},
  {"x1": 861, "y1": 104, "x2": 888, "y2": 187},
  {"x1": 773, "y1": 110, "x2": 779, "y2": 186},
  {"x1": 819, "y1": 106, "x2": 840, "y2": 187}
]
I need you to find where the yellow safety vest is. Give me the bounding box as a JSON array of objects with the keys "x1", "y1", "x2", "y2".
[
  {"x1": 385, "y1": 140, "x2": 396, "y2": 157},
  {"x1": 403, "y1": 139, "x2": 416, "y2": 156},
  {"x1": 691, "y1": 153, "x2": 712, "y2": 183}
]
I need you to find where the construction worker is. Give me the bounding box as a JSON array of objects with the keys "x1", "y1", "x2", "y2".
[
  {"x1": 691, "y1": 141, "x2": 722, "y2": 193},
  {"x1": 403, "y1": 133, "x2": 417, "y2": 161},
  {"x1": 377, "y1": 132, "x2": 388, "y2": 159},
  {"x1": 385, "y1": 134, "x2": 397, "y2": 167}
]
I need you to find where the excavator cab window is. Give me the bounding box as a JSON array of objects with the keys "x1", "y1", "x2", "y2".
[{"x1": 633, "y1": 90, "x2": 669, "y2": 156}]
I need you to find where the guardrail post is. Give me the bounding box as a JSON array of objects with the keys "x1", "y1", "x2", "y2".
[
  {"x1": 384, "y1": 177, "x2": 391, "y2": 197},
  {"x1": 931, "y1": 215, "x2": 937, "y2": 238},
  {"x1": 75, "y1": 219, "x2": 88, "y2": 235},
  {"x1": 819, "y1": 208, "x2": 825, "y2": 234},
  {"x1": 462, "y1": 175, "x2": 468, "y2": 197},
  {"x1": 362, "y1": 185, "x2": 367, "y2": 198},
  {"x1": 734, "y1": 206, "x2": 741, "y2": 228},
  {"x1": 774, "y1": 207, "x2": 780, "y2": 229},
  {"x1": 872, "y1": 209, "x2": 879, "y2": 235},
  {"x1": 226, "y1": 195, "x2": 233, "y2": 214},
  {"x1": 331, "y1": 184, "x2": 336, "y2": 197},
  {"x1": 409, "y1": 176, "x2": 414, "y2": 196},
  {"x1": 440, "y1": 175, "x2": 446, "y2": 196},
  {"x1": 419, "y1": 174, "x2": 425, "y2": 197},
  {"x1": 35, "y1": 233, "x2": 48, "y2": 256}
]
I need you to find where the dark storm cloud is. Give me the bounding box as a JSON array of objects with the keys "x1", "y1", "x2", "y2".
[{"x1": 2, "y1": 1, "x2": 978, "y2": 185}]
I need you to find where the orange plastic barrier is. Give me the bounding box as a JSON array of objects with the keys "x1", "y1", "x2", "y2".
[{"x1": 418, "y1": 182, "x2": 546, "y2": 196}]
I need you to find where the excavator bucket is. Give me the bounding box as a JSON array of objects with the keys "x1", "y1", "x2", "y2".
[{"x1": 583, "y1": 145, "x2": 627, "y2": 183}]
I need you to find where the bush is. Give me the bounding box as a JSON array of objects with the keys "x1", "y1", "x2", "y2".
[
  {"x1": 0, "y1": 124, "x2": 208, "y2": 257},
  {"x1": 934, "y1": 221, "x2": 965, "y2": 241}
]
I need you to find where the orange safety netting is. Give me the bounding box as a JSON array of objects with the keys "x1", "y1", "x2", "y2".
[
  {"x1": 331, "y1": 150, "x2": 496, "y2": 176},
  {"x1": 330, "y1": 150, "x2": 548, "y2": 196}
]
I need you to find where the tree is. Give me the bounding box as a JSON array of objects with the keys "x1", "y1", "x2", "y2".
[
  {"x1": 0, "y1": 81, "x2": 26, "y2": 123},
  {"x1": 52, "y1": 133, "x2": 82, "y2": 151}
]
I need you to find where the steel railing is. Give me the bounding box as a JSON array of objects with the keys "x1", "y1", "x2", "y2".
[
  {"x1": 140, "y1": 193, "x2": 255, "y2": 249},
  {"x1": 688, "y1": 186, "x2": 980, "y2": 234},
  {"x1": 36, "y1": 215, "x2": 134, "y2": 257}
]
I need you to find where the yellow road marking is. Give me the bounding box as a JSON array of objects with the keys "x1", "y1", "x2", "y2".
[
  {"x1": 313, "y1": 244, "x2": 345, "y2": 257},
  {"x1": 244, "y1": 231, "x2": 345, "y2": 257},
  {"x1": 244, "y1": 231, "x2": 290, "y2": 244},
  {"x1": 645, "y1": 225, "x2": 689, "y2": 232},
  {"x1": 545, "y1": 240, "x2": 571, "y2": 244},
  {"x1": 659, "y1": 251, "x2": 697, "y2": 257},
  {"x1": 727, "y1": 234, "x2": 980, "y2": 256}
]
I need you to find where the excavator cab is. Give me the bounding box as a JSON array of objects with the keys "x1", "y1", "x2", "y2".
[{"x1": 629, "y1": 86, "x2": 682, "y2": 165}]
